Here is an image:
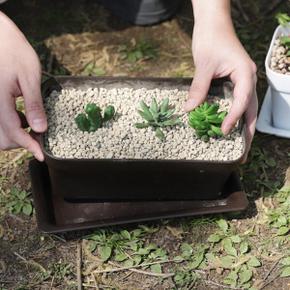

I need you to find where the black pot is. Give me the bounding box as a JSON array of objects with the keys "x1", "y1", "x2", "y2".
[{"x1": 41, "y1": 77, "x2": 246, "y2": 202}]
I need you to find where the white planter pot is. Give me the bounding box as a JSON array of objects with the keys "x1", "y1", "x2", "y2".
[{"x1": 265, "y1": 24, "x2": 290, "y2": 130}]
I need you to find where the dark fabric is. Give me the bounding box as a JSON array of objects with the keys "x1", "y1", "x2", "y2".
[{"x1": 98, "y1": 0, "x2": 182, "y2": 25}]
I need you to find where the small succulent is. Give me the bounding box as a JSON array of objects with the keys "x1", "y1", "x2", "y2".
[
  {"x1": 280, "y1": 36, "x2": 290, "y2": 56},
  {"x1": 135, "y1": 98, "x2": 181, "y2": 140},
  {"x1": 75, "y1": 103, "x2": 115, "y2": 132},
  {"x1": 276, "y1": 12, "x2": 290, "y2": 27},
  {"x1": 188, "y1": 102, "x2": 227, "y2": 142}
]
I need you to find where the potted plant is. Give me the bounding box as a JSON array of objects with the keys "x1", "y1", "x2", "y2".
[
  {"x1": 41, "y1": 77, "x2": 246, "y2": 201},
  {"x1": 265, "y1": 13, "x2": 290, "y2": 131}
]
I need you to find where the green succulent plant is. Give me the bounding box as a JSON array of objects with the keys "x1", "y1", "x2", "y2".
[
  {"x1": 135, "y1": 98, "x2": 181, "y2": 140},
  {"x1": 280, "y1": 36, "x2": 290, "y2": 56},
  {"x1": 276, "y1": 12, "x2": 290, "y2": 27},
  {"x1": 75, "y1": 103, "x2": 115, "y2": 132},
  {"x1": 188, "y1": 102, "x2": 227, "y2": 142}
]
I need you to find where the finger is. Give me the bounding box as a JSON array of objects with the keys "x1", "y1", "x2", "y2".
[
  {"x1": 0, "y1": 93, "x2": 44, "y2": 161},
  {"x1": 183, "y1": 67, "x2": 214, "y2": 112},
  {"x1": 221, "y1": 71, "x2": 254, "y2": 135},
  {"x1": 12, "y1": 128, "x2": 44, "y2": 161},
  {"x1": 19, "y1": 68, "x2": 47, "y2": 133},
  {"x1": 17, "y1": 110, "x2": 29, "y2": 128},
  {"x1": 242, "y1": 91, "x2": 258, "y2": 163}
]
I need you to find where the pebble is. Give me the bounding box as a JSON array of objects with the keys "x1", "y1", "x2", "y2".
[
  {"x1": 270, "y1": 35, "x2": 290, "y2": 74},
  {"x1": 44, "y1": 87, "x2": 245, "y2": 161}
]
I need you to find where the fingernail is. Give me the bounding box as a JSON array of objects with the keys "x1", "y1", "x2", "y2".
[
  {"x1": 35, "y1": 151, "x2": 44, "y2": 162},
  {"x1": 222, "y1": 124, "x2": 231, "y2": 135},
  {"x1": 32, "y1": 119, "x2": 47, "y2": 132},
  {"x1": 183, "y1": 98, "x2": 196, "y2": 112}
]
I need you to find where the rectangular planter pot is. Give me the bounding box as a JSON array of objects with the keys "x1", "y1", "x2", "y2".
[
  {"x1": 41, "y1": 77, "x2": 246, "y2": 201},
  {"x1": 265, "y1": 24, "x2": 290, "y2": 130}
]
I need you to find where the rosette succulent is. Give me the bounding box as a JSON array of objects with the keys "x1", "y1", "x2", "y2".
[
  {"x1": 75, "y1": 103, "x2": 115, "y2": 132},
  {"x1": 135, "y1": 98, "x2": 181, "y2": 140},
  {"x1": 188, "y1": 102, "x2": 227, "y2": 142}
]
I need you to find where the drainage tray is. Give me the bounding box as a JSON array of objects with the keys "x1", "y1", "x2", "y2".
[{"x1": 29, "y1": 159, "x2": 248, "y2": 233}]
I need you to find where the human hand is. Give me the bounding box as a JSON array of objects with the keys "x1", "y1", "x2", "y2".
[
  {"x1": 185, "y1": 0, "x2": 258, "y2": 162},
  {"x1": 0, "y1": 12, "x2": 47, "y2": 161}
]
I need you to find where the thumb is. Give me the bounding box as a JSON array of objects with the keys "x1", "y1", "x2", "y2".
[
  {"x1": 19, "y1": 74, "x2": 47, "y2": 133},
  {"x1": 183, "y1": 68, "x2": 213, "y2": 112}
]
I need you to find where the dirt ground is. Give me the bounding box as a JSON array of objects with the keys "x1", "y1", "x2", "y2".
[{"x1": 0, "y1": 0, "x2": 290, "y2": 289}]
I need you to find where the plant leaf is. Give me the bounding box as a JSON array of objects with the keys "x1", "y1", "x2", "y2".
[
  {"x1": 115, "y1": 252, "x2": 128, "y2": 262},
  {"x1": 224, "y1": 271, "x2": 238, "y2": 286},
  {"x1": 85, "y1": 103, "x2": 102, "y2": 131},
  {"x1": 230, "y1": 235, "x2": 241, "y2": 243},
  {"x1": 103, "y1": 105, "x2": 115, "y2": 122},
  {"x1": 22, "y1": 203, "x2": 33, "y2": 216},
  {"x1": 217, "y1": 219, "x2": 228, "y2": 233},
  {"x1": 281, "y1": 266, "x2": 290, "y2": 277},
  {"x1": 155, "y1": 128, "x2": 165, "y2": 140},
  {"x1": 208, "y1": 234, "x2": 222, "y2": 243},
  {"x1": 75, "y1": 114, "x2": 90, "y2": 131},
  {"x1": 99, "y1": 246, "x2": 112, "y2": 261},
  {"x1": 138, "y1": 110, "x2": 154, "y2": 122},
  {"x1": 276, "y1": 226, "x2": 289, "y2": 236},
  {"x1": 239, "y1": 269, "x2": 253, "y2": 284},
  {"x1": 281, "y1": 257, "x2": 290, "y2": 266},
  {"x1": 220, "y1": 255, "x2": 235, "y2": 268},
  {"x1": 240, "y1": 241, "x2": 249, "y2": 254},
  {"x1": 150, "y1": 264, "x2": 162, "y2": 273},
  {"x1": 160, "y1": 98, "x2": 169, "y2": 113},
  {"x1": 135, "y1": 123, "x2": 149, "y2": 129},
  {"x1": 223, "y1": 238, "x2": 237, "y2": 257},
  {"x1": 247, "y1": 257, "x2": 261, "y2": 268},
  {"x1": 120, "y1": 230, "x2": 131, "y2": 240}
]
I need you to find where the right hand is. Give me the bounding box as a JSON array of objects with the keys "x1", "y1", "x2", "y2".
[{"x1": 0, "y1": 12, "x2": 47, "y2": 161}]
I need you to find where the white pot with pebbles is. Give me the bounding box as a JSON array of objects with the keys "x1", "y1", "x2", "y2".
[
  {"x1": 266, "y1": 23, "x2": 290, "y2": 131},
  {"x1": 41, "y1": 77, "x2": 246, "y2": 201}
]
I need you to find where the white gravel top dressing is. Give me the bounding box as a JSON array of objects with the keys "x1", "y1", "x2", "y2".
[
  {"x1": 270, "y1": 38, "x2": 290, "y2": 74},
  {"x1": 44, "y1": 87, "x2": 244, "y2": 161}
]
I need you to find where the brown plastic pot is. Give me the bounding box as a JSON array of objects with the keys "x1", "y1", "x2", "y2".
[{"x1": 41, "y1": 77, "x2": 246, "y2": 201}]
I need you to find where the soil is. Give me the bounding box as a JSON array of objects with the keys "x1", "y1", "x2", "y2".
[
  {"x1": 270, "y1": 37, "x2": 290, "y2": 74},
  {"x1": 44, "y1": 87, "x2": 244, "y2": 161},
  {"x1": 0, "y1": 0, "x2": 290, "y2": 290}
]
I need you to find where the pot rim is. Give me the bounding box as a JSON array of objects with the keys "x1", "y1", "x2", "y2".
[
  {"x1": 265, "y1": 23, "x2": 290, "y2": 78},
  {"x1": 40, "y1": 76, "x2": 247, "y2": 165}
]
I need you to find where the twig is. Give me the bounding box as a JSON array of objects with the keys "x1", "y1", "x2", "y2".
[
  {"x1": 0, "y1": 280, "x2": 15, "y2": 284},
  {"x1": 13, "y1": 252, "x2": 46, "y2": 272},
  {"x1": 14, "y1": 251, "x2": 28, "y2": 262},
  {"x1": 42, "y1": 71, "x2": 54, "y2": 78},
  {"x1": 108, "y1": 260, "x2": 175, "y2": 278},
  {"x1": 2, "y1": 150, "x2": 27, "y2": 169},
  {"x1": 92, "y1": 259, "x2": 177, "y2": 275},
  {"x1": 263, "y1": 258, "x2": 281, "y2": 281},
  {"x1": 77, "y1": 241, "x2": 83, "y2": 290},
  {"x1": 259, "y1": 272, "x2": 281, "y2": 290},
  {"x1": 91, "y1": 273, "x2": 99, "y2": 290},
  {"x1": 49, "y1": 275, "x2": 55, "y2": 290},
  {"x1": 82, "y1": 284, "x2": 114, "y2": 289},
  {"x1": 205, "y1": 279, "x2": 244, "y2": 290},
  {"x1": 265, "y1": 0, "x2": 285, "y2": 16},
  {"x1": 126, "y1": 268, "x2": 174, "y2": 278},
  {"x1": 235, "y1": 0, "x2": 250, "y2": 23},
  {"x1": 50, "y1": 233, "x2": 67, "y2": 243}
]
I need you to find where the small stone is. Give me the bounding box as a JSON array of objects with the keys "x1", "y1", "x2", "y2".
[{"x1": 44, "y1": 87, "x2": 244, "y2": 161}]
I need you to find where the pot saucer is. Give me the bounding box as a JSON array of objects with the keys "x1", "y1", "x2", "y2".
[
  {"x1": 256, "y1": 87, "x2": 290, "y2": 138},
  {"x1": 29, "y1": 160, "x2": 248, "y2": 233}
]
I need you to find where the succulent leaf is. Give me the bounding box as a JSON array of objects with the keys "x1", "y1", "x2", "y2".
[
  {"x1": 103, "y1": 105, "x2": 115, "y2": 122},
  {"x1": 188, "y1": 101, "x2": 227, "y2": 141},
  {"x1": 135, "y1": 97, "x2": 181, "y2": 140},
  {"x1": 75, "y1": 103, "x2": 116, "y2": 132}
]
